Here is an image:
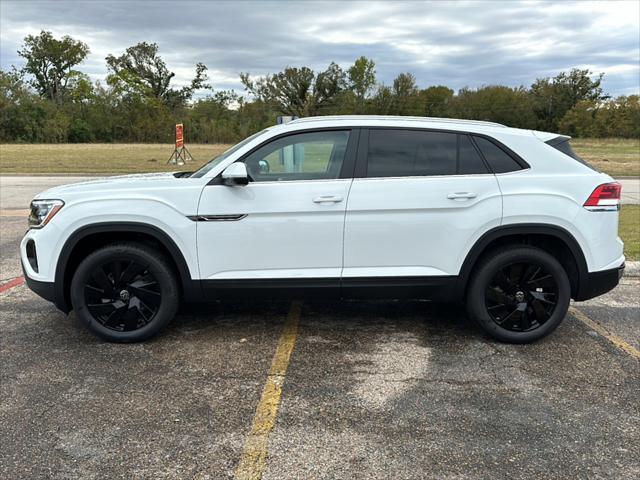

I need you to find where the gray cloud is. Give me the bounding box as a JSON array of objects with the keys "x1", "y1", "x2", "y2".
[{"x1": 1, "y1": 0, "x2": 638, "y2": 96}]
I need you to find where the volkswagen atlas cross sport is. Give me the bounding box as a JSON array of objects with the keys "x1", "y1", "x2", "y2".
[{"x1": 21, "y1": 116, "x2": 624, "y2": 343}]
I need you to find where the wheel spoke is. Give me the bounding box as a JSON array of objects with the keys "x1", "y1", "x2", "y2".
[
  {"x1": 91, "y1": 267, "x2": 114, "y2": 296},
  {"x1": 495, "y1": 270, "x2": 515, "y2": 294},
  {"x1": 84, "y1": 258, "x2": 161, "y2": 333},
  {"x1": 87, "y1": 301, "x2": 119, "y2": 317},
  {"x1": 486, "y1": 286, "x2": 511, "y2": 306},
  {"x1": 103, "y1": 303, "x2": 129, "y2": 328},
  {"x1": 530, "y1": 291, "x2": 556, "y2": 306},
  {"x1": 485, "y1": 261, "x2": 559, "y2": 333},
  {"x1": 527, "y1": 274, "x2": 554, "y2": 288},
  {"x1": 128, "y1": 284, "x2": 161, "y2": 307},
  {"x1": 120, "y1": 261, "x2": 148, "y2": 285},
  {"x1": 520, "y1": 304, "x2": 531, "y2": 330},
  {"x1": 530, "y1": 298, "x2": 548, "y2": 323},
  {"x1": 496, "y1": 305, "x2": 520, "y2": 326}
]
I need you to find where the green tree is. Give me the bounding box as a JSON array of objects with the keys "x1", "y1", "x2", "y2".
[
  {"x1": 241, "y1": 62, "x2": 346, "y2": 117},
  {"x1": 391, "y1": 72, "x2": 420, "y2": 115},
  {"x1": 17, "y1": 30, "x2": 90, "y2": 105},
  {"x1": 106, "y1": 42, "x2": 210, "y2": 109},
  {"x1": 531, "y1": 68, "x2": 607, "y2": 131},
  {"x1": 449, "y1": 85, "x2": 537, "y2": 128},
  {"x1": 347, "y1": 56, "x2": 376, "y2": 112},
  {"x1": 419, "y1": 86, "x2": 454, "y2": 117}
]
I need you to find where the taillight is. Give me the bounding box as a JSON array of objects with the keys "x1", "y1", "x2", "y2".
[{"x1": 584, "y1": 182, "x2": 621, "y2": 210}]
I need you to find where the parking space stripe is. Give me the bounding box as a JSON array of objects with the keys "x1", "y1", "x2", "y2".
[
  {"x1": 570, "y1": 306, "x2": 640, "y2": 360},
  {"x1": 235, "y1": 301, "x2": 302, "y2": 480},
  {"x1": 0, "y1": 276, "x2": 25, "y2": 293}
]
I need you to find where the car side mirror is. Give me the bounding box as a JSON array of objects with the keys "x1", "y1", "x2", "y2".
[{"x1": 221, "y1": 163, "x2": 249, "y2": 186}]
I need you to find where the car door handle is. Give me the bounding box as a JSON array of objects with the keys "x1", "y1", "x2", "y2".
[
  {"x1": 313, "y1": 195, "x2": 343, "y2": 204},
  {"x1": 447, "y1": 192, "x2": 477, "y2": 200}
]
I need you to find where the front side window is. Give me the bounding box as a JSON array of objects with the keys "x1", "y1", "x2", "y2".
[
  {"x1": 366, "y1": 129, "x2": 488, "y2": 178},
  {"x1": 190, "y1": 129, "x2": 268, "y2": 178},
  {"x1": 242, "y1": 130, "x2": 350, "y2": 182}
]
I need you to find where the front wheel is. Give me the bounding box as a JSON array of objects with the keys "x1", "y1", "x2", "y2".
[
  {"x1": 466, "y1": 246, "x2": 571, "y2": 343},
  {"x1": 70, "y1": 242, "x2": 180, "y2": 342}
]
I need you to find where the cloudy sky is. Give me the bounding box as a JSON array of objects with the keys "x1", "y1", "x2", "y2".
[{"x1": 1, "y1": 0, "x2": 639, "y2": 97}]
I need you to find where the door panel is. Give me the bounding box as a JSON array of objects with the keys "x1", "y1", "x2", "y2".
[
  {"x1": 343, "y1": 176, "x2": 502, "y2": 277},
  {"x1": 196, "y1": 128, "x2": 357, "y2": 294},
  {"x1": 343, "y1": 128, "x2": 503, "y2": 279},
  {"x1": 197, "y1": 180, "x2": 352, "y2": 281}
]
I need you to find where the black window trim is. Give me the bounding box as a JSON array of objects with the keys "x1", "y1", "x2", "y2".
[
  {"x1": 207, "y1": 127, "x2": 360, "y2": 185},
  {"x1": 470, "y1": 134, "x2": 530, "y2": 174},
  {"x1": 354, "y1": 126, "x2": 529, "y2": 179}
]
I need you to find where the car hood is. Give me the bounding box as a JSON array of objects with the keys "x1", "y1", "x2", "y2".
[{"x1": 34, "y1": 172, "x2": 182, "y2": 199}]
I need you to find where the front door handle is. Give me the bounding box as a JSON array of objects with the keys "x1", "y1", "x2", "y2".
[
  {"x1": 313, "y1": 195, "x2": 343, "y2": 204},
  {"x1": 447, "y1": 192, "x2": 477, "y2": 200}
]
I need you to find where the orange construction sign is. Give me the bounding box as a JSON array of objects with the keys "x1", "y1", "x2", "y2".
[{"x1": 175, "y1": 123, "x2": 184, "y2": 148}]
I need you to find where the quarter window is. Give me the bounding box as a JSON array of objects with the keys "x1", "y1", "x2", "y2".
[
  {"x1": 459, "y1": 135, "x2": 489, "y2": 174},
  {"x1": 242, "y1": 130, "x2": 350, "y2": 182},
  {"x1": 472, "y1": 136, "x2": 523, "y2": 173},
  {"x1": 366, "y1": 129, "x2": 488, "y2": 178}
]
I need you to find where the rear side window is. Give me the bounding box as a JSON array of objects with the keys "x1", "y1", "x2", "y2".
[
  {"x1": 459, "y1": 135, "x2": 488, "y2": 174},
  {"x1": 546, "y1": 137, "x2": 598, "y2": 171},
  {"x1": 473, "y1": 136, "x2": 524, "y2": 173},
  {"x1": 366, "y1": 130, "x2": 488, "y2": 177}
]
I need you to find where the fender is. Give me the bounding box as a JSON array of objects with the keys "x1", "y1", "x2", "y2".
[
  {"x1": 455, "y1": 223, "x2": 589, "y2": 300},
  {"x1": 53, "y1": 222, "x2": 201, "y2": 312}
]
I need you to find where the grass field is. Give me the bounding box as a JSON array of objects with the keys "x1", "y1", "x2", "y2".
[
  {"x1": 0, "y1": 143, "x2": 231, "y2": 174},
  {"x1": 572, "y1": 138, "x2": 640, "y2": 177},
  {"x1": 1, "y1": 138, "x2": 638, "y2": 176},
  {"x1": 620, "y1": 205, "x2": 639, "y2": 261}
]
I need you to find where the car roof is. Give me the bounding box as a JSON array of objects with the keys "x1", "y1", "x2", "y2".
[{"x1": 275, "y1": 115, "x2": 549, "y2": 138}]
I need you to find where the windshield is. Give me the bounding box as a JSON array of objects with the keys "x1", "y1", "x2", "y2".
[{"x1": 190, "y1": 129, "x2": 268, "y2": 178}]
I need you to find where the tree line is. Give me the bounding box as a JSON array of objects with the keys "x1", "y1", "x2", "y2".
[{"x1": 1, "y1": 31, "x2": 638, "y2": 144}]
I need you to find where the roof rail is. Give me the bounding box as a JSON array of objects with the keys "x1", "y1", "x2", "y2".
[{"x1": 287, "y1": 115, "x2": 506, "y2": 128}]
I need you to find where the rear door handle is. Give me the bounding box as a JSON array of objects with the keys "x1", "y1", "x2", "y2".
[
  {"x1": 447, "y1": 192, "x2": 477, "y2": 200},
  {"x1": 313, "y1": 195, "x2": 343, "y2": 204}
]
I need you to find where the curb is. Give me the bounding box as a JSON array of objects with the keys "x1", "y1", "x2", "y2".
[{"x1": 625, "y1": 261, "x2": 640, "y2": 277}]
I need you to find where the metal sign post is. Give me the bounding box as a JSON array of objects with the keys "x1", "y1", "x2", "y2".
[{"x1": 167, "y1": 123, "x2": 194, "y2": 165}]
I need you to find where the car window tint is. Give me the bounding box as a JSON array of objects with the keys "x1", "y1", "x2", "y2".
[
  {"x1": 459, "y1": 135, "x2": 488, "y2": 174},
  {"x1": 367, "y1": 130, "x2": 457, "y2": 177},
  {"x1": 473, "y1": 136, "x2": 523, "y2": 173},
  {"x1": 243, "y1": 130, "x2": 350, "y2": 182}
]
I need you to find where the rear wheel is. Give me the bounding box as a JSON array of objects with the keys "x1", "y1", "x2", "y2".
[
  {"x1": 70, "y1": 242, "x2": 179, "y2": 342},
  {"x1": 466, "y1": 246, "x2": 570, "y2": 343}
]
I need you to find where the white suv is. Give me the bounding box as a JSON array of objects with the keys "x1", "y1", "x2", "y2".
[{"x1": 21, "y1": 116, "x2": 624, "y2": 343}]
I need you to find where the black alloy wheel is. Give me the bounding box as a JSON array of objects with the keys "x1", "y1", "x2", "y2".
[
  {"x1": 466, "y1": 246, "x2": 571, "y2": 343},
  {"x1": 71, "y1": 242, "x2": 179, "y2": 342},
  {"x1": 84, "y1": 259, "x2": 161, "y2": 332},
  {"x1": 485, "y1": 262, "x2": 558, "y2": 332}
]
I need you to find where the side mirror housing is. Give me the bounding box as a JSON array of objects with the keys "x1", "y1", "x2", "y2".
[{"x1": 221, "y1": 163, "x2": 249, "y2": 186}]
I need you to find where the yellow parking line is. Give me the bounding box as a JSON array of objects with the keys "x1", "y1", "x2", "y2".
[
  {"x1": 235, "y1": 301, "x2": 302, "y2": 480},
  {"x1": 569, "y1": 306, "x2": 640, "y2": 360}
]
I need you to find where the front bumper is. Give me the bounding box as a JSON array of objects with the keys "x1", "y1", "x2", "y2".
[
  {"x1": 575, "y1": 263, "x2": 625, "y2": 301},
  {"x1": 21, "y1": 261, "x2": 70, "y2": 313}
]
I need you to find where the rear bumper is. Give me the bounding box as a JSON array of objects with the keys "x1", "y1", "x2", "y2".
[{"x1": 575, "y1": 263, "x2": 624, "y2": 301}]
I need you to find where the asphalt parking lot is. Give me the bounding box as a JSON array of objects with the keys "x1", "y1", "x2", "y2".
[{"x1": 1, "y1": 212, "x2": 638, "y2": 479}]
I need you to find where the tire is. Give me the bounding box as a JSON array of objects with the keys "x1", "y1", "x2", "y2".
[
  {"x1": 466, "y1": 246, "x2": 570, "y2": 344},
  {"x1": 70, "y1": 242, "x2": 180, "y2": 342}
]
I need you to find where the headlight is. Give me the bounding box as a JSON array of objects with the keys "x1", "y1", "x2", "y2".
[{"x1": 28, "y1": 199, "x2": 64, "y2": 229}]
